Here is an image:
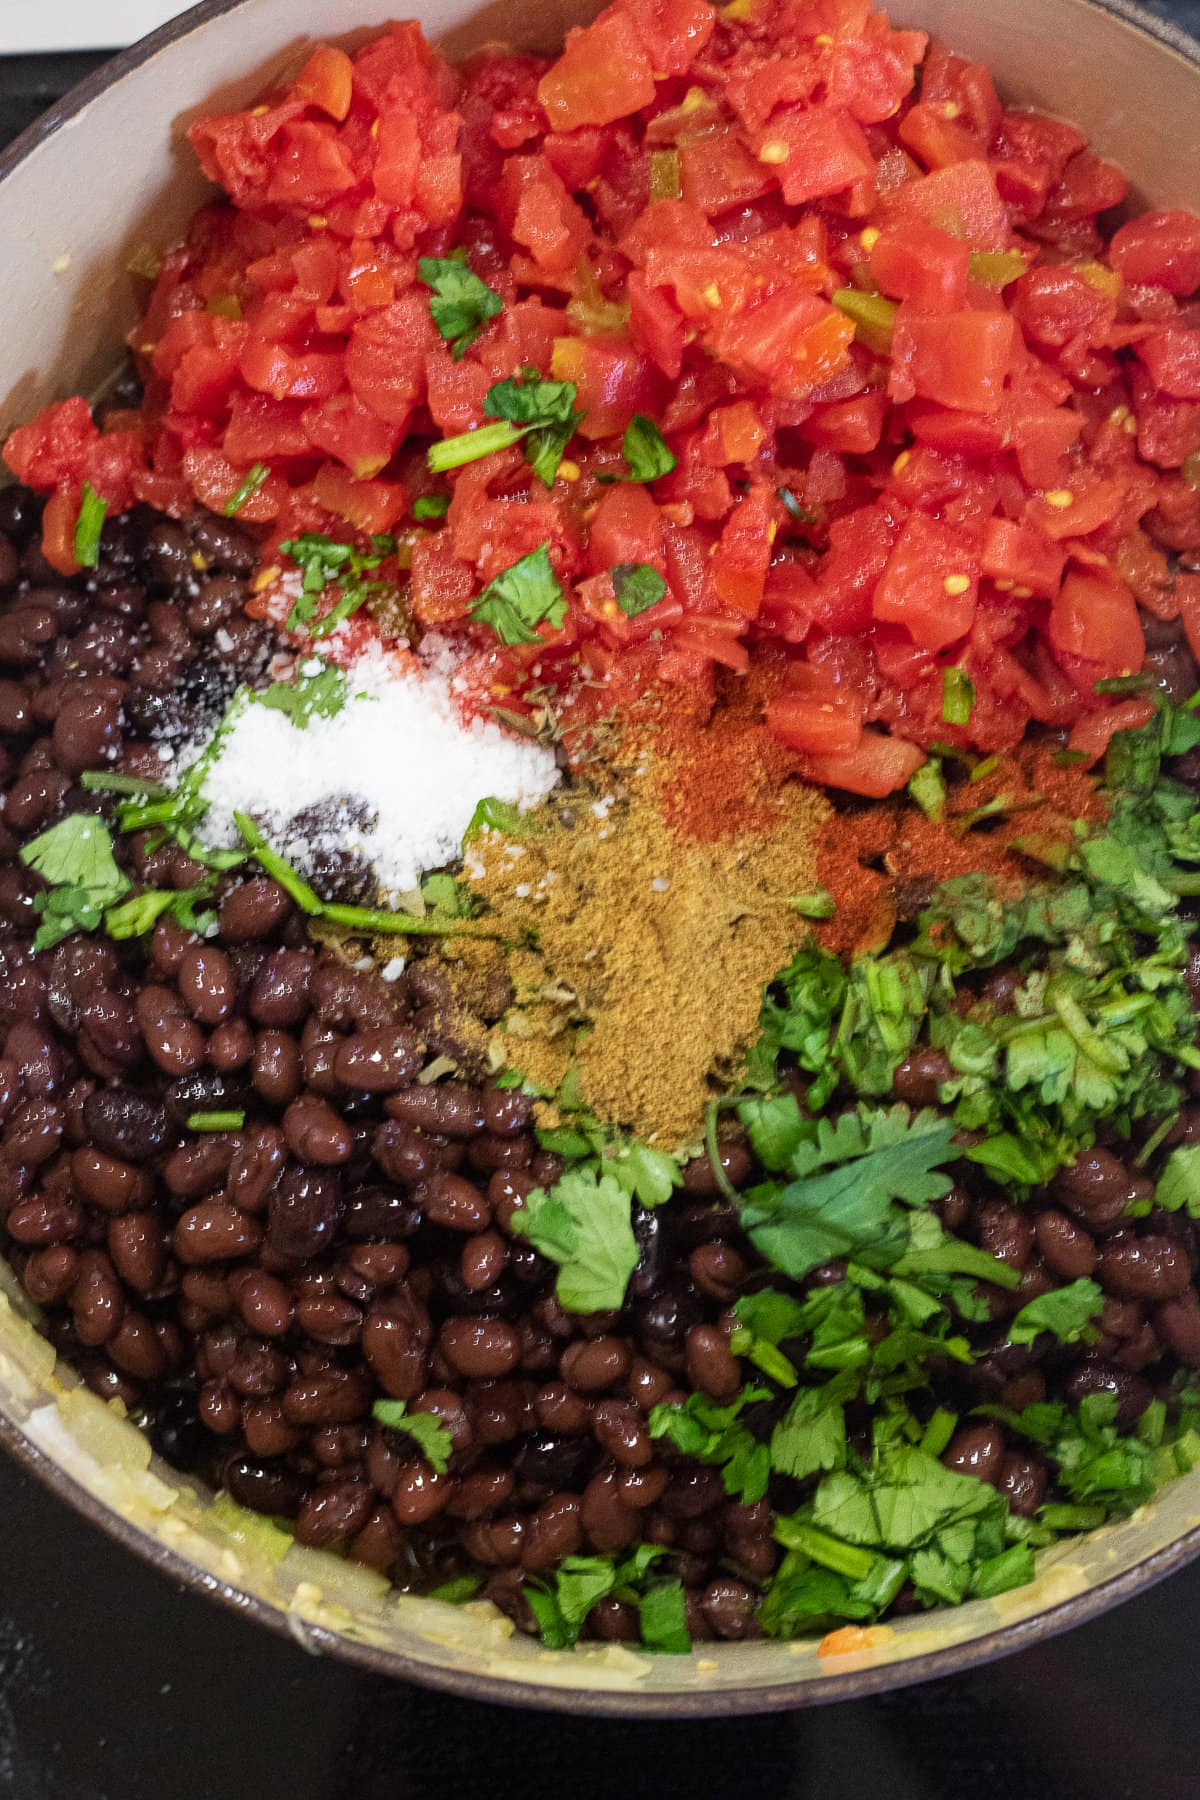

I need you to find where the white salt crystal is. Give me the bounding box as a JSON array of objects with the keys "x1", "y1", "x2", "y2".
[{"x1": 189, "y1": 648, "x2": 560, "y2": 897}]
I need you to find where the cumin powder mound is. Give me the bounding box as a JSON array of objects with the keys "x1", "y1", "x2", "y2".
[{"x1": 450, "y1": 767, "x2": 829, "y2": 1149}]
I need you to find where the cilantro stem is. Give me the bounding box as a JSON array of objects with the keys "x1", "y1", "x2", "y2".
[
  {"x1": 777, "y1": 1522, "x2": 877, "y2": 1582},
  {"x1": 224, "y1": 462, "x2": 269, "y2": 517},
  {"x1": 1135, "y1": 1109, "x2": 1182, "y2": 1168},
  {"x1": 187, "y1": 1110, "x2": 246, "y2": 1132},
  {"x1": 81, "y1": 770, "x2": 169, "y2": 798},
  {"x1": 73, "y1": 481, "x2": 107, "y2": 569},
  {"x1": 319, "y1": 902, "x2": 497, "y2": 938},
  {"x1": 919, "y1": 1407, "x2": 958, "y2": 1458},
  {"x1": 704, "y1": 1099, "x2": 741, "y2": 1205},
  {"x1": 232, "y1": 811, "x2": 324, "y2": 916},
  {"x1": 427, "y1": 421, "x2": 526, "y2": 473},
  {"x1": 1039, "y1": 1503, "x2": 1107, "y2": 1531}
]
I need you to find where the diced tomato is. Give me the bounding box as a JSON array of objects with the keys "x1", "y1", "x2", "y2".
[
  {"x1": 883, "y1": 159, "x2": 1010, "y2": 249},
  {"x1": 1110, "y1": 211, "x2": 1200, "y2": 295},
  {"x1": 1049, "y1": 569, "x2": 1144, "y2": 676},
  {"x1": 537, "y1": 10, "x2": 657, "y2": 132},
  {"x1": 766, "y1": 686, "x2": 863, "y2": 756},
  {"x1": 1067, "y1": 697, "x2": 1156, "y2": 763},
  {"x1": 1136, "y1": 327, "x2": 1200, "y2": 400},
  {"x1": 587, "y1": 482, "x2": 665, "y2": 574},
  {"x1": 980, "y1": 517, "x2": 1065, "y2": 598},
  {"x1": 872, "y1": 512, "x2": 979, "y2": 650},
  {"x1": 550, "y1": 334, "x2": 665, "y2": 438},
  {"x1": 182, "y1": 446, "x2": 285, "y2": 520},
  {"x1": 801, "y1": 391, "x2": 889, "y2": 454},
  {"x1": 312, "y1": 462, "x2": 407, "y2": 534},
  {"x1": 6, "y1": 7, "x2": 1197, "y2": 788},
  {"x1": 890, "y1": 308, "x2": 1014, "y2": 412},
  {"x1": 794, "y1": 727, "x2": 926, "y2": 796},
  {"x1": 870, "y1": 223, "x2": 969, "y2": 312},
  {"x1": 345, "y1": 295, "x2": 432, "y2": 429},
  {"x1": 498, "y1": 155, "x2": 592, "y2": 273},
  {"x1": 292, "y1": 45, "x2": 355, "y2": 122},
  {"x1": 754, "y1": 107, "x2": 876, "y2": 207},
  {"x1": 711, "y1": 485, "x2": 774, "y2": 616},
  {"x1": 627, "y1": 272, "x2": 686, "y2": 379},
  {"x1": 40, "y1": 490, "x2": 81, "y2": 577},
  {"x1": 898, "y1": 101, "x2": 985, "y2": 171},
  {"x1": 303, "y1": 393, "x2": 402, "y2": 478}
]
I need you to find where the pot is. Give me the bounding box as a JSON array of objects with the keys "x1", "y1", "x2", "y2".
[{"x1": 1, "y1": 0, "x2": 1198, "y2": 1714}]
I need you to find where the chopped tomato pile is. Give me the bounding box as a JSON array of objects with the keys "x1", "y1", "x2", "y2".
[{"x1": 9, "y1": 0, "x2": 1200, "y2": 793}]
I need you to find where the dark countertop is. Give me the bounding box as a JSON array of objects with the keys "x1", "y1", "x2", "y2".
[{"x1": 3, "y1": 36, "x2": 1200, "y2": 1800}]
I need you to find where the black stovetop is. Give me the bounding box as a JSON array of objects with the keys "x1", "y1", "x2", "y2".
[{"x1": 3, "y1": 39, "x2": 1200, "y2": 1800}]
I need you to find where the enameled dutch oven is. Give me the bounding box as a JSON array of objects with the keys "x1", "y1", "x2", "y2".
[{"x1": 2, "y1": 0, "x2": 1200, "y2": 1714}]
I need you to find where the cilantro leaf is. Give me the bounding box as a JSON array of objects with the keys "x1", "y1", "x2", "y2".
[
  {"x1": 413, "y1": 493, "x2": 450, "y2": 520},
  {"x1": 637, "y1": 1580, "x2": 691, "y2": 1654},
  {"x1": 736, "y1": 1106, "x2": 959, "y2": 1281},
  {"x1": 770, "y1": 1382, "x2": 848, "y2": 1481},
  {"x1": 20, "y1": 815, "x2": 131, "y2": 950},
  {"x1": 1156, "y1": 1143, "x2": 1200, "y2": 1216},
  {"x1": 649, "y1": 1387, "x2": 772, "y2": 1504},
  {"x1": 523, "y1": 1546, "x2": 679, "y2": 1651},
  {"x1": 812, "y1": 1443, "x2": 996, "y2": 1551},
  {"x1": 481, "y1": 374, "x2": 584, "y2": 486},
  {"x1": 104, "y1": 884, "x2": 219, "y2": 940},
  {"x1": 621, "y1": 415, "x2": 676, "y2": 482},
  {"x1": 471, "y1": 543, "x2": 567, "y2": 646},
  {"x1": 605, "y1": 1141, "x2": 683, "y2": 1208},
  {"x1": 510, "y1": 1166, "x2": 639, "y2": 1312},
  {"x1": 372, "y1": 1399, "x2": 454, "y2": 1474},
  {"x1": 279, "y1": 532, "x2": 395, "y2": 637},
  {"x1": 417, "y1": 255, "x2": 503, "y2": 358},
  {"x1": 611, "y1": 563, "x2": 667, "y2": 617},
  {"x1": 255, "y1": 661, "x2": 347, "y2": 728},
  {"x1": 1008, "y1": 1277, "x2": 1103, "y2": 1347}
]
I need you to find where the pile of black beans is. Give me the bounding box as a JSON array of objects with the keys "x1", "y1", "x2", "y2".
[{"x1": 2, "y1": 477, "x2": 1200, "y2": 1646}]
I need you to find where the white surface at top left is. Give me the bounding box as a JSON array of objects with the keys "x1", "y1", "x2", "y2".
[{"x1": 0, "y1": 1, "x2": 192, "y2": 53}]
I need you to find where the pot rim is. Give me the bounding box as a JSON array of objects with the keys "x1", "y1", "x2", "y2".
[{"x1": 3, "y1": 0, "x2": 1200, "y2": 1713}]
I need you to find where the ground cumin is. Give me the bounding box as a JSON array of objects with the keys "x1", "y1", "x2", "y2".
[{"x1": 446, "y1": 750, "x2": 830, "y2": 1149}]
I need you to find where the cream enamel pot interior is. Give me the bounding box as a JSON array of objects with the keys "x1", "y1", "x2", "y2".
[{"x1": 2, "y1": 0, "x2": 1200, "y2": 1716}]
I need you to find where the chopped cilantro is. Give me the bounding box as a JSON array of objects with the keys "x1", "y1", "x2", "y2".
[
  {"x1": 463, "y1": 795, "x2": 530, "y2": 840},
  {"x1": 232, "y1": 811, "x2": 324, "y2": 916},
  {"x1": 1156, "y1": 1143, "x2": 1200, "y2": 1215},
  {"x1": 909, "y1": 757, "x2": 946, "y2": 822},
  {"x1": 372, "y1": 1399, "x2": 454, "y2": 1474},
  {"x1": 278, "y1": 532, "x2": 396, "y2": 637},
  {"x1": 417, "y1": 255, "x2": 503, "y2": 358},
  {"x1": 1007, "y1": 1278, "x2": 1103, "y2": 1347},
  {"x1": 255, "y1": 661, "x2": 347, "y2": 728},
  {"x1": 470, "y1": 542, "x2": 567, "y2": 646},
  {"x1": 941, "y1": 666, "x2": 974, "y2": 726},
  {"x1": 187, "y1": 1110, "x2": 246, "y2": 1132},
  {"x1": 524, "y1": 1545, "x2": 685, "y2": 1652},
  {"x1": 510, "y1": 1166, "x2": 639, "y2": 1313},
  {"x1": 430, "y1": 374, "x2": 582, "y2": 485},
  {"x1": 20, "y1": 815, "x2": 130, "y2": 950},
  {"x1": 649, "y1": 1387, "x2": 773, "y2": 1504},
  {"x1": 611, "y1": 562, "x2": 666, "y2": 617},
  {"x1": 73, "y1": 480, "x2": 107, "y2": 569},
  {"x1": 637, "y1": 1579, "x2": 691, "y2": 1654},
  {"x1": 413, "y1": 493, "x2": 450, "y2": 520},
  {"x1": 105, "y1": 884, "x2": 220, "y2": 940},
  {"x1": 620, "y1": 415, "x2": 676, "y2": 483},
  {"x1": 223, "y1": 462, "x2": 269, "y2": 517}
]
